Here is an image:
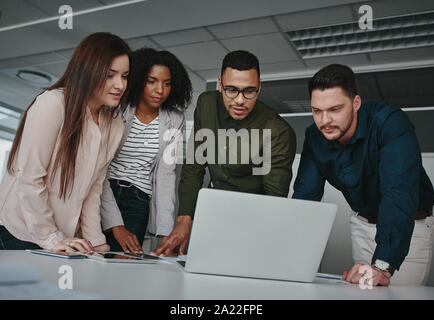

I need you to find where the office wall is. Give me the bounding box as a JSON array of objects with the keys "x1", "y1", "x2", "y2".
[
  {"x1": 423, "y1": 155, "x2": 434, "y2": 286},
  {"x1": 186, "y1": 74, "x2": 208, "y2": 122},
  {"x1": 406, "y1": 111, "x2": 434, "y2": 152}
]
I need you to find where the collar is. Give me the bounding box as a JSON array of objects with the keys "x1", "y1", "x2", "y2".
[
  {"x1": 346, "y1": 104, "x2": 368, "y2": 145},
  {"x1": 85, "y1": 106, "x2": 101, "y2": 125},
  {"x1": 85, "y1": 106, "x2": 93, "y2": 121},
  {"x1": 123, "y1": 104, "x2": 170, "y2": 128}
]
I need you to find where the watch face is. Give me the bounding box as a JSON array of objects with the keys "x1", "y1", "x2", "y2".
[{"x1": 375, "y1": 259, "x2": 390, "y2": 270}]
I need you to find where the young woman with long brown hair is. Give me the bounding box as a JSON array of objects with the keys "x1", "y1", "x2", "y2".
[{"x1": 0, "y1": 32, "x2": 130, "y2": 252}]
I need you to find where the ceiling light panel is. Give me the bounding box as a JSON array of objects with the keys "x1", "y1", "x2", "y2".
[{"x1": 287, "y1": 11, "x2": 434, "y2": 58}]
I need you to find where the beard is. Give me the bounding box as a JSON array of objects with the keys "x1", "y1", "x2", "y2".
[{"x1": 320, "y1": 112, "x2": 354, "y2": 141}]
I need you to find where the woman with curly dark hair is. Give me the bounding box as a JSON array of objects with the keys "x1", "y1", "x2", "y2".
[{"x1": 100, "y1": 48, "x2": 192, "y2": 253}]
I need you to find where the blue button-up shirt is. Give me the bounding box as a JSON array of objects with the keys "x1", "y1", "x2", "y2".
[{"x1": 293, "y1": 101, "x2": 434, "y2": 269}]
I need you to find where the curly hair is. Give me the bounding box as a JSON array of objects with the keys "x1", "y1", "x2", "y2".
[{"x1": 125, "y1": 47, "x2": 192, "y2": 111}]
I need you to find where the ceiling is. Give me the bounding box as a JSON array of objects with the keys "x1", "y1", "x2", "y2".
[{"x1": 0, "y1": 0, "x2": 434, "y2": 140}]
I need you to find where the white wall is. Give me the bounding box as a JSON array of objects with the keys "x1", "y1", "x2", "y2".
[{"x1": 289, "y1": 153, "x2": 434, "y2": 286}]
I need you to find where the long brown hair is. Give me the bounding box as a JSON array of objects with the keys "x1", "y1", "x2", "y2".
[{"x1": 7, "y1": 32, "x2": 131, "y2": 199}]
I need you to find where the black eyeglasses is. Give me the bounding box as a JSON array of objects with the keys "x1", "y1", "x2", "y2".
[{"x1": 220, "y1": 82, "x2": 259, "y2": 100}]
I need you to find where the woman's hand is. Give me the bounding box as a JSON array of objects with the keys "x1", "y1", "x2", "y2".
[
  {"x1": 53, "y1": 238, "x2": 94, "y2": 252},
  {"x1": 94, "y1": 243, "x2": 110, "y2": 252}
]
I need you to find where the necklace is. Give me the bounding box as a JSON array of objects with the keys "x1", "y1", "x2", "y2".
[
  {"x1": 135, "y1": 108, "x2": 158, "y2": 125},
  {"x1": 135, "y1": 109, "x2": 158, "y2": 147}
]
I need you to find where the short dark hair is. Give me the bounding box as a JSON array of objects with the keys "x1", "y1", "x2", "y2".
[
  {"x1": 308, "y1": 64, "x2": 358, "y2": 99},
  {"x1": 126, "y1": 47, "x2": 192, "y2": 111},
  {"x1": 221, "y1": 50, "x2": 260, "y2": 77}
]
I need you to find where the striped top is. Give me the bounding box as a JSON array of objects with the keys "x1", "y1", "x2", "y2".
[{"x1": 108, "y1": 115, "x2": 159, "y2": 196}]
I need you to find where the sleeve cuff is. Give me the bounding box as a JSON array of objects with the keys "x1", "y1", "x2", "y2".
[
  {"x1": 101, "y1": 215, "x2": 124, "y2": 231},
  {"x1": 177, "y1": 207, "x2": 194, "y2": 218},
  {"x1": 39, "y1": 231, "x2": 66, "y2": 250},
  {"x1": 155, "y1": 227, "x2": 173, "y2": 237},
  {"x1": 372, "y1": 246, "x2": 404, "y2": 271},
  {"x1": 87, "y1": 235, "x2": 107, "y2": 247}
]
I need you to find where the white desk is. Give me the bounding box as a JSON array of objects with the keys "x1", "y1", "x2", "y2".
[{"x1": 1, "y1": 250, "x2": 434, "y2": 300}]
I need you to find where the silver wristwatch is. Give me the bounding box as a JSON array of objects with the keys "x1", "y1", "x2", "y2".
[{"x1": 373, "y1": 259, "x2": 395, "y2": 276}]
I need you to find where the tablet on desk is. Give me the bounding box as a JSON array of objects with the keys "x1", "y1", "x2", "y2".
[
  {"x1": 123, "y1": 252, "x2": 160, "y2": 260},
  {"x1": 28, "y1": 249, "x2": 88, "y2": 259},
  {"x1": 85, "y1": 252, "x2": 159, "y2": 264}
]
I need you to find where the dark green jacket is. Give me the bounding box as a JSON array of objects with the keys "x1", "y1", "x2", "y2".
[{"x1": 178, "y1": 91, "x2": 296, "y2": 217}]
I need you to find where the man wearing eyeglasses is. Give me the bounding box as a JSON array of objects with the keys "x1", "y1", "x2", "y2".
[{"x1": 152, "y1": 50, "x2": 296, "y2": 257}]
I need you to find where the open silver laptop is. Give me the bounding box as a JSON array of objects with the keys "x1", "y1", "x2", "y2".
[{"x1": 185, "y1": 189, "x2": 337, "y2": 282}]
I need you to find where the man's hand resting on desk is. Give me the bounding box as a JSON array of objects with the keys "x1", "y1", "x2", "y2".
[
  {"x1": 112, "y1": 225, "x2": 143, "y2": 253},
  {"x1": 151, "y1": 215, "x2": 192, "y2": 256},
  {"x1": 343, "y1": 263, "x2": 391, "y2": 287}
]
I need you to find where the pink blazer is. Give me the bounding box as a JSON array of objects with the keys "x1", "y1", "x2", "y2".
[{"x1": 0, "y1": 89, "x2": 124, "y2": 249}]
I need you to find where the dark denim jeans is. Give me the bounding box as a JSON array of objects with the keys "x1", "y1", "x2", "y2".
[
  {"x1": 104, "y1": 180, "x2": 150, "y2": 252},
  {"x1": 0, "y1": 225, "x2": 41, "y2": 250}
]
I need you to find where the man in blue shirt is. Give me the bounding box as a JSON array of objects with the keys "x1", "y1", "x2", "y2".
[{"x1": 293, "y1": 64, "x2": 434, "y2": 286}]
